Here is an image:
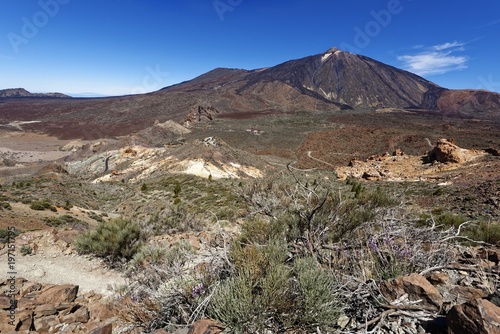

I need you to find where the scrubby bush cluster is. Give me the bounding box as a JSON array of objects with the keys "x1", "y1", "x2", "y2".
[
  {"x1": 44, "y1": 214, "x2": 89, "y2": 230},
  {"x1": 73, "y1": 171, "x2": 497, "y2": 333},
  {"x1": 29, "y1": 200, "x2": 57, "y2": 211},
  {"x1": 209, "y1": 238, "x2": 342, "y2": 332},
  {"x1": 419, "y1": 208, "x2": 500, "y2": 245},
  {"x1": 75, "y1": 218, "x2": 144, "y2": 264},
  {"x1": 0, "y1": 201, "x2": 12, "y2": 210}
]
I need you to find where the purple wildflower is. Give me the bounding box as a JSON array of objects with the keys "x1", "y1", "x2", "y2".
[
  {"x1": 384, "y1": 227, "x2": 392, "y2": 247},
  {"x1": 191, "y1": 282, "x2": 205, "y2": 298},
  {"x1": 368, "y1": 236, "x2": 378, "y2": 252}
]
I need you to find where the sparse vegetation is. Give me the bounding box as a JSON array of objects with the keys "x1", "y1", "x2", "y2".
[
  {"x1": 75, "y1": 218, "x2": 144, "y2": 264},
  {"x1": 0, "y1": 201, "x2": 12, "y2": 210},
  {"x1": 29, "y1": 200, "x2": 57, "y2": 211},
  {"x1": 0, "y1": 112, "x2": 496, "y2": 333},
  {"x1": 0, "y1": 228, "x2": 19, "y2": 243},
  {"x1": 20, "y1": 244, "x2": 32, "y2": 256},
  {"x1": 43, "y1": 214, "x2": 89, "y2": 230}
]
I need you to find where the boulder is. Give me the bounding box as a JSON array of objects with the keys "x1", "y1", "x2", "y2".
[
  {"x1": 33, "y1": 314, "x2": 60, "y2": 332},
  {"x1": 61, "y1": 305, "x2": 90, "y2": 323},
  {"x1": 14, "y1": 310, "x2": 34, "y2": 331},
  {"x1": 187, "y1": 319, "x2": 224, "y2": 334},
  {"x1": 88, "y1": 323, "x2": 113, "y2": 334},
  {"x1": 37, "y1": 284, "x2": 79, "y2": 304},
  {"x1": 427, "y1": 271, "x2": 449, "y2": 286},
  {"x1": 381, "y1": 273, "x2": 443, "y2": 310},
  {"x1": 88, "y1": 302, "x2": 116, "y2": 322},
  {"x1": 34, "y1": 304, "x2": 58, "y2": 317},
  {"x1": 428, "y1": 138, "x2": 467, "y2": 163},
  {"x1": 486, "y1": 291, "x2": 500, "y2": 307},
  {"x1": 20, "y1": 282, "x2": 43, "y2": 297},
  {"x1": 446, "y1": 298, "x2": 500, "y2": 334}
]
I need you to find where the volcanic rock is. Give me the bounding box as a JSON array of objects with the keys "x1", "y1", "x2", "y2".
[
  {"x1": 381, "y1": 273, "x2": 443, "y2": 310},
  {"x1": 446, "y1": 298, "x2": 500, "y2": 334},
  {"x1": 428, "y1": 139, "x2": 468, "y2": 163},
  {"x1": 187, "y1": 319, "x2": 224, "y2": 334}
]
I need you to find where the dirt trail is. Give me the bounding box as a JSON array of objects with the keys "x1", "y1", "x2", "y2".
[{"x1": 0, "y1": 239, "x2": 126, "y2": 296}]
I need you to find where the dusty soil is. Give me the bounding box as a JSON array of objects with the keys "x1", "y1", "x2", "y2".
[{"x1": 0, "y1": 229, "x2": 126, "y2": 296}]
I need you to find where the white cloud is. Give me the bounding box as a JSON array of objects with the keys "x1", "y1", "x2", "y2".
[
  {"x1": 477, "y1": 18, "x2": 500, "y2": 29},
  {"x1": 432, "y1": 41, "x2": 464, "y2": 51},
  {"x1": 398, "y1": 42, "x2": 468, "y2": 76}
]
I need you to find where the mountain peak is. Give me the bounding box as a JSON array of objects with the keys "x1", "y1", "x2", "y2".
[
  {"x1": 324, "y1": 47, "x2": 341, "y2": 54},
  {"x1": 320, "y1": 47, "x2": 344, "y2": 62}
]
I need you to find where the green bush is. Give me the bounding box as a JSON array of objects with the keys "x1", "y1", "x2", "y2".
[
  {"x1": 128, "y1": 242, "x2": 192, "y2": 274},
  {"x1": 0, "y1": 228, "x2": 19, "y2": 243},
  {"x1": 173, "y1": 182, "x2": 181, "y2": 197},
  {"x1": 209, "y1": 271, "x2": 259, "y2": 333},
  {"x1": 0, "y1": 201, "x2": 12, "y2": 210},
  {"x1": 74, "y1": 218, "x2": 144, "y2": 263},
  {"x1": 20, "y1": 245, "x2": 32, "y2": 256},
  {"x1": 44, "y1": 215, "x2": 89, "y2": 230},
  {"x1": 64, "y1": 200, "x2": 73, "y2": 210},
  {"x1": 465, "y1": 221, "x2": 500, "y2": 245},
  {"x1": 293, "y1": 257, "x2": 343, "y2": 327},
  {"x1": 236, "y1": 217, "x2": 286, "y2": 246},
  {"x1": 433, "y1": 210, "x2": 467, "y2": 229},
  {"x1": 29, "y1": 200, "x2": 53, "y2": 211},
  {"x1": 211, "y1": 238, "x2": 343, "y2": 332}
]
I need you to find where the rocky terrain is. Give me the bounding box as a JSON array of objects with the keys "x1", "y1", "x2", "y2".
[{"x1": 0, "y1": 48, "x2": 498, "y2": 333}]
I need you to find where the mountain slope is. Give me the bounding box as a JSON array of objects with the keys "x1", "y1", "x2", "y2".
[
  {"x1": 0, "y1": 48, "x2": 498, "y2": 139},
  {"x1": 240, "y1": 48, "x2": 438, "y2": 109}
]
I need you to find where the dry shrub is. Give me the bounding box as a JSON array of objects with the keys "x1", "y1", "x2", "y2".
[{"x1": 74, "y1": 218, "x2": 144, "y2": 264}]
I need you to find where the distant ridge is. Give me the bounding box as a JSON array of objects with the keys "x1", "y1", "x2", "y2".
[{"x1": 0, "y1": 88, "x2": 70, "y2": 98}]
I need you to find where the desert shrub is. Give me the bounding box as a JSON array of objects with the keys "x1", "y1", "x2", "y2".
[
  {"x1": 126, "y1": 241, "x2": 219, "y2": 331},
  {"x1": 417, "y1": 210, "x2": 499, "y2": 244},
  {"x1": 29, "y1": 200, "x2": 54, "y2": 211},
  {"x1": 463, "y1": 220, "x2": 500, "y2": 245},
  {"x1": 236, "y1": 216, "x2": 286, "y2": 246},
  {"x1": 87, "y1": 211, "x2": 103, "y2": 222},
  {"x1": 210, "y1": 240, "x2": 291, "y2": 332},
  {"x1": 145, "y1": 205, "x2": 202, "y2": 235},
  {"x1": 152, "y1": 275, "x2": 209, "y2": 329},
  {"x1": 127, "y1": 242, "x2": 192, "y2": 282},
  {"x1": 293, "y1": 257, "x2": 343, "y2": 327},
  {"x1": 241, "y1": 173, "x2": 398, "y2": 261},
  {"x1": 63, "y1": 200, "x2": 73, "y2": 210},
  {"x1": 43, "y1": 215, "x2": 88, "y2": 230},
  {"x1": 0, "y1": 201, "x2": 12, "y2": 210},
  {"x1": 211, "y1": 236, "x2": 343, "y2": 332},
  {"x1": 173, "y1": 182, "x2": 182, "y2": 197},
  {"x1": 129, "y1": 244, "x2": 168, "y2": 269},
  {"x1": 0, "y1": 228, "x2": 19, "y2": 243},
  {"x1": 432, "y1": 209, "x2": 467, "y2": 229},
  {"x1": 74, "y1": 218, "x2": 144, "y2": 264},
  {"x1": 20, "y1": 245, "x2": 32, "y2": 256},
  {"x1": 209, "y1": 271, "x2": 258, "y2": 333},
  {"x1": 365, "y1": 227, "x2": 416, "y2": 279}
]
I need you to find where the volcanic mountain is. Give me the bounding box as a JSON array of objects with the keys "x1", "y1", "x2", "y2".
[
  {"x1": 0, "y1": 88, "x2": 70, "y2": 98},
  {"x1": 0, "y1": 48, "x2": 499, "y2": 139}
]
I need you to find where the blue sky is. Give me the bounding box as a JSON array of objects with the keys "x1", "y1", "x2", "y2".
[{"x1": 0, "y1": 0, "x2": 499, "y2": 96}]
